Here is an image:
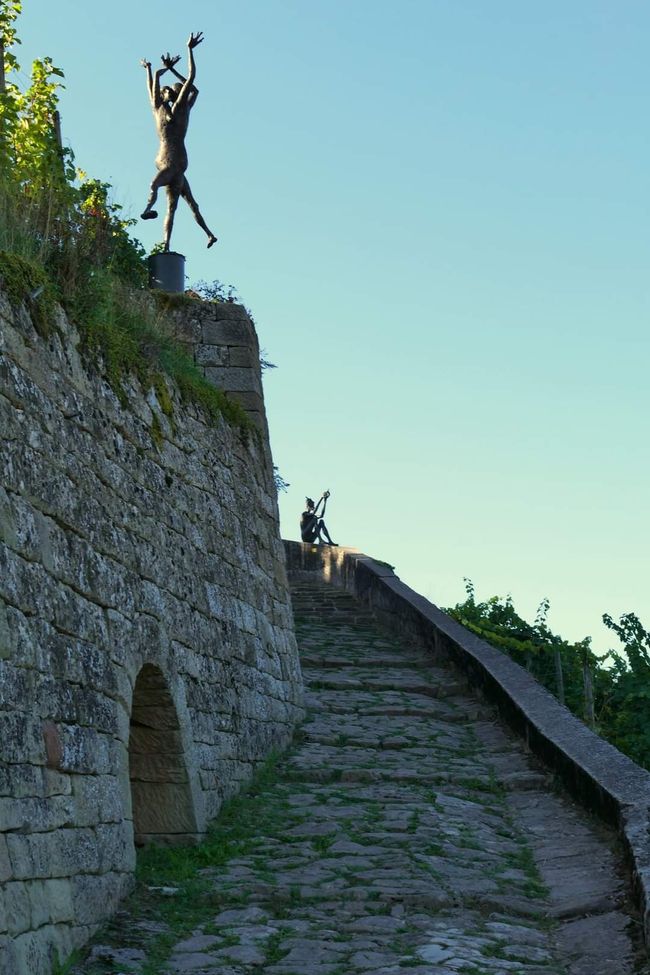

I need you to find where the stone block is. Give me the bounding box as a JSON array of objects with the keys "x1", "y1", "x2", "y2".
[
  {"x1": 203, "y1": 366, "x2": 262, "y2": 395},
  {"x1": 0, "y1": 544, "x2": 59, "y2": 621},
  {"x1": 28, "y1": 879, "x2": 51, "y2": 929},
  {"x1": 0, "y1": 599, "x2": 10, "y2": 660},
  {"x1": 70, "y1": 872, "x2": 127, "y2": 926},
  {"x1": 72, "y1": 774, "x2": 125, "y2": 827},
  {"x1": 0, "y1": 710, "x2": 44, "y2": 765},
  {"x1": 12, "y1": 925, "x2": 65, "y2": 975},
  {"x1": 95, "y1": 822, "x2": 135, "y2": 873},
  {"x1": 195, "y1": 344, "x2": 229, "y2": 367},
  {"x1": 0, "y1": 661, "x2": 34, "y2": 710},
  {"x1": 42, "y1": 768, "x2": 72, "y2": 798},
  {"x1": 0, "y1": 936, "x2": 17, "y2": 972},
  {"x1": 6, "y1": 833, "x2": 44, "y2": 880},
  {"x1": 202, "y1": 318, "x2": 256, "y2": 346},
  {"x1": 42, "y1": 718, "x2": 63, "y2": 769},
  {"x1": 224, "y1": 390, "x2": 265, "y2": 414},
  {"x1": 170, "y1": 313, "x2": 202, "y2": 344},
  {"x1": 129, "y1": 749, "x2": 189, "y2": 784},
  {"x1": 229, "y1": 346, "x2": 257, "y2": 367},
  {"x1": 59, "y1": 725, "x2": 113, "y2": 775},
  {"x1": 0, "y1": 762, "x2": 39, "y2": 799},
  {"x1": 7, "y1": 827, "x2": 100, "y2": 879},
  {"x1": 60, "y1": 827, "x2": 102, "y2": 875},
  {"x1": 131, "y1": 780, "x2": 197, "y2": 836},
  {"x1": 0, "y1": 835, "x2": 11, "y2": 883},
  {"x1": 50, "y1": 584, "x2": 110, "y2": 648},
  {"x1": 211, "y1": 301, "x2": 249, "y2": 322},
  {"x1": 4, "y1": 881, "x2": 31, "y2": 935},
  {"x1": 0, "y1": 794, "x2": 74, "y2": 833},
  {"x1": 43, "y1": 878, "x2": 74, "y2": 924}
]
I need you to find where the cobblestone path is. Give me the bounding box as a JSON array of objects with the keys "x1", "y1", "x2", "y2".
[{"x1": 78, "y1": 583, "x2": 647, "y2": 975}]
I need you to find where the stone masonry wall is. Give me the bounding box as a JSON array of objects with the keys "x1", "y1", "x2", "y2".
[
  {"x1": 0, "y1": 288, "x2": 304, "y2": 975},
  {"x1": 165, "y1": 297, "x2": 266, "y2": 430}
]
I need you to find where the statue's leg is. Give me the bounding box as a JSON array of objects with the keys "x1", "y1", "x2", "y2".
[
  {"x1": 162, "y1": 185, "x2": 182, "y2": 252},
  {"x1": 181, "y1": 178, "x2": 217, "y2": 248},
  {"x1": 141, "y1": 168, "x2": 173, "y2": 221},
  {"x1": 319, "y1": 519, "x2": 337, "y2": 545}
]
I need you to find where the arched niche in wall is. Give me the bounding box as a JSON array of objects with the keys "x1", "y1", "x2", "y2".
[{"x1": 128, "y1": 664, "x2": 199, "y2": 846}]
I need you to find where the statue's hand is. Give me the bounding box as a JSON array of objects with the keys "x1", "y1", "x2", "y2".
[
  {"x1": 161, "y1": 52, "x2": 181, "y2": 69},
  {"x1": 188, "y1": 31, "x2": 204, "y2": 49},
  {"x1": 140, "y1": 58, "x2": 151, "y2": 69}
]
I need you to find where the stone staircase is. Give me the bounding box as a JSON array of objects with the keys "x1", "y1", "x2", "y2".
[{"x1": 70, "y1": 580, "x2": 648, "y2": 975}]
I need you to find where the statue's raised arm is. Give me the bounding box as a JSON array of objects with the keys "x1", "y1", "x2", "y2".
[
  {"x1": 173, "y1": 32, "x2": 202, "y2": 111},
  {"x1": 162, "y1": 50, "x2": 199, "y2": 109}
]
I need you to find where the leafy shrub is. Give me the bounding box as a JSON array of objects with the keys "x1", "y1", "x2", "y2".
[{"x1": 446, "y1": 580, "x2": 650, "y2": 771}]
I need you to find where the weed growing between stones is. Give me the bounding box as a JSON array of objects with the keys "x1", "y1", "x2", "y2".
[
  {"x1": 407, "y1": 807, "x2": 421, "y2": 832},
  {"x1": 149, "y1": 410, "x2": 164, "y2": 451},
  {"x1": 263, "y1": 927, "x2": 291, "y2": 964},
  {"x1": 312, "y1": 833, "x2": 335, "y2": 854},
  {"x1": 51, "y1": 949, "x2": 83, "y2": 975}
]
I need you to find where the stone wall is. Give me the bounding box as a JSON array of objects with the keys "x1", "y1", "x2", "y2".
[
  {"x1": 0, "y1": 288, "x2": 304, "y2": 975},
  {"x1": 284, "y1": 541, "x2": 650, "y2": 947},
  {"x1": 165, "y1": 297, "x2": 266, "y2": 430}
]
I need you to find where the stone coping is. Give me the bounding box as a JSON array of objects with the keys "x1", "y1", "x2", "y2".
[{"x1": 283, "y1": 540, "x2": 650, "y2": 945}]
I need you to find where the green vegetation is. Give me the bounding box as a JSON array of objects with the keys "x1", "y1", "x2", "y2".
[
  {"x1": 0, "y1": 250, "x2": 56, "y2": 337},
  {"x1": 51, "y1": 950, "x2": 82, "y2": 975},
  {"x1": 263, "y1": 928, "x2": 291, "y2": 965},
  {"x1": 66, "y1": 752, "x2": 292, "y2": 973},
  {"x1": 447, "y1": 579, "x2": 650, "y2": 771},
  {"x1": 136, "y1": 752, "x2": 286, "y2": 888},
  {"x1": 0, "y1": 2, "x2": 250, "y2": 433}
]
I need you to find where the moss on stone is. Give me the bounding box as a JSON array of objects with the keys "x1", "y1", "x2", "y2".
[
  {"x1": 152, "y1": 373, "x2": 174, "y2": 419},
  {"x1": 150, "y1": 411, "x2": 164, "y2": 451},
  {"x1": 0, "y1": 250, "x2": 57, "y2": 338},
  {"x1": 174, "y1": 367, "x2": 251, "y2": 438}
]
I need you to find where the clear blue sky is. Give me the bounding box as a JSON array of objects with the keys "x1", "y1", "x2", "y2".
[{"x1": 18, "y1": 1, "x2": 650, "y2": 651}]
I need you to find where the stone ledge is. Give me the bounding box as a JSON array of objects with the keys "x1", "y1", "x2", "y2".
[{"x1": 283, "y1": 539, "x2": 650, "y2": 950}]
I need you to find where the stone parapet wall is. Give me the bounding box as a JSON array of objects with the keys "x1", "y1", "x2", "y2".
[
  {"x1": 284, "y1": 540, "x2": 650, "y2": 949},
  {"x1": 0, "y1": 287, "x2": 303, "y2": 975}
]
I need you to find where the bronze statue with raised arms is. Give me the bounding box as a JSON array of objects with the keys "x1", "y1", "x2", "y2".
[{"x1": 140, "y1": 32, "x2": 217, "y2": 251}]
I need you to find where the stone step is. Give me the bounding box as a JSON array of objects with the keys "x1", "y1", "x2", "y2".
[
  {"x1": 303, "y1": 673, "x2": 464, "y2": 699},
  {"x1": 299, "y1": 654, "x2": 432, "y2": 670}
]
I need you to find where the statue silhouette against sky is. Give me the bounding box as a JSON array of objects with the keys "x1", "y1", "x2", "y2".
[
  {"x1": 300, "y1": 491, "x2": 337, "y2": 546},
  {"x1": 140, "y1": 32, "x2": 217, "y2": 251}
]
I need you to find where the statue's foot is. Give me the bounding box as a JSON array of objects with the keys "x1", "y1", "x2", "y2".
[
  {"x1": 141, "y1": 210, "x2": 158, "y2": 220},
  {"x1": 207, "y1": 234, "x2": 218, "y2": 249}
]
